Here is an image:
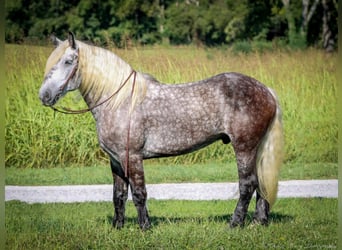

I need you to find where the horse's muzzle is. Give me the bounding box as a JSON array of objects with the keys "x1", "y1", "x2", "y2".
[{"x1": 39, "y1": 88, "x2": 54, "y2": 106}]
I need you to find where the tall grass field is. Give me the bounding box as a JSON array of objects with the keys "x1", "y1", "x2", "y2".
[{"x1": 5, "y1": 44, "x2": 337, "y2": 169}]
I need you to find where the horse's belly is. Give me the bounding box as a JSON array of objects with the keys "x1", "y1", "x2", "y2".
[
  {"x1": 141, "y1": 80, "x2": 229, "y2": 158},
  {"x1": 142, "y1": 122, "x2": 226, "y2": 158}
]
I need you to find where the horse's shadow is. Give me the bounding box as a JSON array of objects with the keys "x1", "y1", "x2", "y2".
[{"x1": 106, "y1": 212, "x2": 293, "y2": 228}]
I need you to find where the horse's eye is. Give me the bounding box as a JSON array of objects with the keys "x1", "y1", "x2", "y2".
[{"x1": 65, "y1": 59, "x2": 73, "y2": 65}]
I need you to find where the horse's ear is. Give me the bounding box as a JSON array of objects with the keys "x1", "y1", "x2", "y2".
[
  {"x1": 50, "y1": 34, "x2": 62, "y2": 48},
  {"x1": 68, "y1": 31, "x2": 77, "y2": 50}
]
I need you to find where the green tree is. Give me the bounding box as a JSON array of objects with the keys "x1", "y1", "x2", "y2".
[
  {"x1": 5, "y1": 0, "x2": 32, "y2": 42},
  {"x1": 165, "y1": 0, "x2": 242, "y2": 46},
  {"x1": 5, "y1": 0, "x2": 337, "y2": 49},
  {"x1": 164, "y1": 1, "x2": 195, "y2": 45}
]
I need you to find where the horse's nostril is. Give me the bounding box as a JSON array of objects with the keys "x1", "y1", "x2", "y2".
[
  {"x1": 40, "y1": 89, "x2": 52, "y2": 104},
  {"x1": 44, "y1": 92, "x2": 50, "y2": 99}
]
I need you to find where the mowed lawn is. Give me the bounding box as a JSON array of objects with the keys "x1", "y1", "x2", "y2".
[{"x1": 6, "y1": 198, "x2": 337, "y2": 249}]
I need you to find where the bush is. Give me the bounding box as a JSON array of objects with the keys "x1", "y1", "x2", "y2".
[{"x1": 231, "y1": 40, "x2": 252, "y2": 54}]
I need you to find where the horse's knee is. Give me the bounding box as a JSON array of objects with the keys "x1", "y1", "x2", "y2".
[
  {"x1": 113, "y1": 178, "x2": 128, "y2": 203},
  {"x1": 131, "y1": 186, "x2": 147, "y2": 205},
  {"x1": 113, "y1": 191, "x2": 128, "y2": 208}
]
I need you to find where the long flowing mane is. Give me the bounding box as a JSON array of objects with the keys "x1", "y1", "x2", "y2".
[{"x1": 45, "y1": 40, "x2": 148, "y2": 111}]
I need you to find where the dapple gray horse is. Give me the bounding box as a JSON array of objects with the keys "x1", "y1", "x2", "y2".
[{"x1": 39, "y1": 32, "x2": 284, "y2": 230}]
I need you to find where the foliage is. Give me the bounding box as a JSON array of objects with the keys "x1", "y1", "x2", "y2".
[
  {"x1": 164, "y1": 0, "x2": 237, "y2": 46},
  {"x1": 5, "y1": 0, "x2": 338, "y2": 48},
  {"x1": 5, "y1": 45, "x2": 337, "y2": 169},
  {"x1": 6, "y1": 199, "x2": 338, "y2": 249}
]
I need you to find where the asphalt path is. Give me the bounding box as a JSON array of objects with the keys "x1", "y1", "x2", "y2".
[{"x1": 5, "y1": 179, "x2": 338, "y2": 204}]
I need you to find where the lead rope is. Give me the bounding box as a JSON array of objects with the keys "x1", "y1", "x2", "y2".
[
  {"x1": 125, "y1": 71, "x2": 137, "y2": 178},
  {"x1": 50, "y1": 69, "x2": 136, "y2": 114},
  {"x1": 51, "y1": 69, "x2": 137, "y2": 178}
]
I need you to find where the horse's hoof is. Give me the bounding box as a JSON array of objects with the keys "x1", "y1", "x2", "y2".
[
  {"x1": 229, "y1": 220, "x2": 244, "y2": 229},
  {"x1": 252, "y1": 217, "x2": 269, "y2": 226},
  {"x1": 113, "y1": 220, "x2": 124, "y2": 230},
  {"x1": 140, "y1": 221, "x2": 151, "y2": 231}
]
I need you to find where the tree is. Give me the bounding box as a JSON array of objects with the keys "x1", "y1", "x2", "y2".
[
  {"x1": 165, "y1": 0, "x2": 246, "y2": 46},
  {"x1": 5, "y1": 0, "x2": 32, "y2": 42},
  {"x1": 280, "y1": 0, "x2": 337, "y2": 50},
  {"x1": 164, "y1": 2, "x2": 194, "y2": 45},
  {"x1": 321, "y1": 0, "x2": 337, "y2": 52},
  {"x1": 300, "y1": 0, "x2": 320, "y2": 38},
  {"x1": 281, "y1": 0, "x2": 307, "y2": 48},
  {"x1": 5, "y1": 0, "x2": 338, "y2": 49}
]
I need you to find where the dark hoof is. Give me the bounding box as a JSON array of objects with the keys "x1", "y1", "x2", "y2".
[
  {"x1": 229, "y1": 220, "x2": 244, "y2": 228},
  {"x1": 113, "y1": 219, "x2": 124, "y2": 230},
  {"x1": 252, "y1": 217, "x2": 269, "y2": 226},
  {"x1": 140, "y1": 221, "x2": 151, "y2": 231}
]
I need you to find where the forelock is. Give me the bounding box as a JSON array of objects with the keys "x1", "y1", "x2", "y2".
[{"x1": 44, "y1": 40, "x2": 69, "y2": 76}]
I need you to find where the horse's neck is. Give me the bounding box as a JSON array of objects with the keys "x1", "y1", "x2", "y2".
[{"x1": 78, "y1": 45, "x2": 133, "y2": 110}]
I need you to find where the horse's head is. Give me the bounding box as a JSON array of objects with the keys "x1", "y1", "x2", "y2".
[{"x1": 39, "y1": 32, "x2": 80, "y2": 106}]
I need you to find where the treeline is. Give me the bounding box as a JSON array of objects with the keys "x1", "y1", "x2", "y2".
[{"x1": 5, "y1": 0, "x2": 338, "y2": 50}]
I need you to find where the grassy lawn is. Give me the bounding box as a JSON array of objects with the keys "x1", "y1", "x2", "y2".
[
  {"x1": 6, "y1": 198, "x2": 337, "y2": 249},
  {"x1": 5, "y1": 162, "x2": 338, "y2": 186}
]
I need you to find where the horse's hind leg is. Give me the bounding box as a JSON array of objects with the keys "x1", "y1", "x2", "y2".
[
  {"x1": 111, "y1": 159, "x2": 129, "y2": 229},
  {"x1": 128, "y1": 155, "x2": 151, "y2": 230},
  {"x1": 230, "y1": 149, "x2": 258, "y2": 228},
  {"x1": 253, "y1": 192, "x2": 270, "y2": 225}
]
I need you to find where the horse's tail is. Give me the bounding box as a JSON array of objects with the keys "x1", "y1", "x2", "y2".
[{"x1": 256, "y1": 88, "x2": 284, "y2": 208}]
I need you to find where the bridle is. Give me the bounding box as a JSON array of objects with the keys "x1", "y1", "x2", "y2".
[{"x1": 49, "y1": 55, "x2": 137, "y2": 178}]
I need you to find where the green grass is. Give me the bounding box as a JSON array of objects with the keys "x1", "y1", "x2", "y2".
[
  {"x1": 6, "y1": 198, "x2": 337, "y2": 249},
  {"x1": 5, "y1": 162, "x2": 338, "y2": 186},
  {"x1": 5, "y1": 44, "x2": 337, "y2": 169}
]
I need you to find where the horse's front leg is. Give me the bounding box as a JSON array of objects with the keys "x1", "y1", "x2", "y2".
[
  {"x1": 128, "y1": 155, "x2": 151, "y2": 230},
  {"x1": 230, "y1": 150, "x2": 258, "y2": 228},
  {"x1": 111, "y1": 159, "x2": 129, "y2": 229}
]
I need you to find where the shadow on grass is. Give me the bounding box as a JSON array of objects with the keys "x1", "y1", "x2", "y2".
[{"x1": 106, "y1": 212, "x2": 293, "y2": 228}]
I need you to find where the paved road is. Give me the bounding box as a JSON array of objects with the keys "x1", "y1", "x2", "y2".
[{"x1": 5, "y1": 180, "x2": 338, "y2": 204}]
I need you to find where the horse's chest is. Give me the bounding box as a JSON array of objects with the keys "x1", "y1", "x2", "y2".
[{"x1": 95, "y1": 110, "x2": 129, "y2": 151}]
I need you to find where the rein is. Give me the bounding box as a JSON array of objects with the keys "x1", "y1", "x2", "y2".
[
  {"x1": 50, "y1": 69, "x2": 137, "y2": 114},
  {"x1": 52, "y1": 68, "x2": 137, "y2": 178},
  {"x1": 125, "y1": 71, "x2": 137, "y2": 177}
]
